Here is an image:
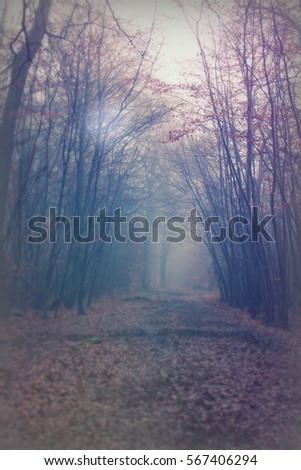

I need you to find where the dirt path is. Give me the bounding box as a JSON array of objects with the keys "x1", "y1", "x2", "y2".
[{"x1": 0, "y1": 291, "x2": 301, "y2": 449}]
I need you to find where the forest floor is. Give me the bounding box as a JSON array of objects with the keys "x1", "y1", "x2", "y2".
[{"x1": 0, "y1": 290, "x2": 301, "y2": 450}]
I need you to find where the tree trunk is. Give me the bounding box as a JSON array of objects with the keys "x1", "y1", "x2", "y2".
[{"x1": 0, "y1": 0, "x2": 51, "y2": 316}]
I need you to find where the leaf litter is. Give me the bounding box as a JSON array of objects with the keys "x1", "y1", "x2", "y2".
[{"x1": 0, "y1": 291, "x2": 301, "y2": 449}]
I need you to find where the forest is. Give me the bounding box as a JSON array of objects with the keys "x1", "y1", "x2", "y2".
[{"x1": 0, "y1": 0, "x2": 301, "y2": 451}]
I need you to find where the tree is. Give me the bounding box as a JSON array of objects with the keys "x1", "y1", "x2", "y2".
[
  {"x1": 166, "y1": 0, "x2": 301, "y2": 327},
  {"x1": 5, "y1": 1, "x2": 167, "y2": 315},
  {"x1": 0, "y1": 0, "x2": 52, "y2": 316}
]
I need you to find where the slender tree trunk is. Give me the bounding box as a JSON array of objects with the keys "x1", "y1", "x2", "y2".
[{"x1": 0, "y1": 0, "x2": 51, "y2": 316}]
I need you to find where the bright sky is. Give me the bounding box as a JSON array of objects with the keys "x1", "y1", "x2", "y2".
[
  {"x1": 110, "y1": 0, "x2": 201, "y2": 83},
  {"x1": 3, "y1": 0, "x2": 205, "y2": 83}
]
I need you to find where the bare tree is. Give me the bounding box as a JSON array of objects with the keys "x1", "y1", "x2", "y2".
[
  {"x1": 6, "y1": 2, "x2": 167, "y2": 315},
  {"x1": 0, "y1": 0, "x2": 52, "y2": 316},
  {"x1": 168, "y1": 0, "x2": 301, "y2": 327}
]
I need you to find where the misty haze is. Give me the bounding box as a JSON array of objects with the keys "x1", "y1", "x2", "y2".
[{"x1": 0, "y1": 0, "x2": 301, "y2": 452}]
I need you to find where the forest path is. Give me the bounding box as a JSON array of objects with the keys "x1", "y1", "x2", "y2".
[{"x1": 0, "y1": 291, "x2": 301, "y2": 449}]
